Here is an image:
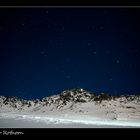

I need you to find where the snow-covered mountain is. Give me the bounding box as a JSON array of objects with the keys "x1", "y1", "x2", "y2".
[
  {"x1": 0, "y1": 88, "x2": 140, "y2": 128},
  {"x1": 0, "y1": 88, "x2": 140, "y2": 118}
]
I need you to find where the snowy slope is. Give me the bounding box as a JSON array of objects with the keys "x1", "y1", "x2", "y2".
[{"x1": 0, "y1": 88, "x2": 140, "y2": 127}]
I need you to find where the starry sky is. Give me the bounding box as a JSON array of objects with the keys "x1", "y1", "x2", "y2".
[{"x1": 0, "y1": 8, "x2": 140, "y2": 99}]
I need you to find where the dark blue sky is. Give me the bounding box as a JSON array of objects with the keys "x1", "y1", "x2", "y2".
[{"x1": 0, "y1": 8, "x2": 140, "y2": 99}]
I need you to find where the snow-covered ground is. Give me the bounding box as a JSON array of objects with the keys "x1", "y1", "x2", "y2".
[
  {"x1": 0, "y1": 112, "x2": 140, "y2": 128},
  {"x1": 0, "y1": 89, "x2": 140, "y2": 128}
]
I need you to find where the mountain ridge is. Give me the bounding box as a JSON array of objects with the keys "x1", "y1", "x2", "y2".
[
  {"x1": 0, "y1": 88, "x2": 140, "y2": 110},
  {"x1": 0, "y1": 88, "x2": 140, "y2": 121}
]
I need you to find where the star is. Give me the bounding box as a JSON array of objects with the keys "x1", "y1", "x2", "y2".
[
  {"x1": 87, "y1": 42, "x2": 91, "y2": 46},
  {"x1": 93, "y1": 51, "x2": 97, "y2": 55},
  {"x1": 99, "y1": 26, "x2": 104, "y2": 30},
  {"x1": 134, "y1": 49, "x2": 139, "y2": 53},
  {"x1": 21, "y1": 23, "x2": 25, "y2": 26},
  {"x1": 40, "y1": 51, "x2": 45, "y2": 54},
  {"x1": 45, "y1": 10, "x2": 49, "y2": 14},
  {"x1": 109, "y1": 78, "x2": 113, "y2": 81},
  {"x1": 116, "y1": 60, "x2": 120, "y2": 64}
]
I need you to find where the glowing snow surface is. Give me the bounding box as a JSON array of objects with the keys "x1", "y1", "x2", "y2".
[{"x1": 0, "y1": 113, "x2": 140, "y2": 128}]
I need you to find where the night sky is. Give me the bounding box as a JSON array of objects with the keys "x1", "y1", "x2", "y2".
[{"x1": 0, "y1": 8, "x2": 140, "y2": 99}]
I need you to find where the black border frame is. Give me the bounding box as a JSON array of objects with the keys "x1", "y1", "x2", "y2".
[
  {"x1": 0, "y1": 0, "x2": 140, "y2": 137},
  {"x1": 0, "y1": 0, "x2": 140, "y2": 6}
]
